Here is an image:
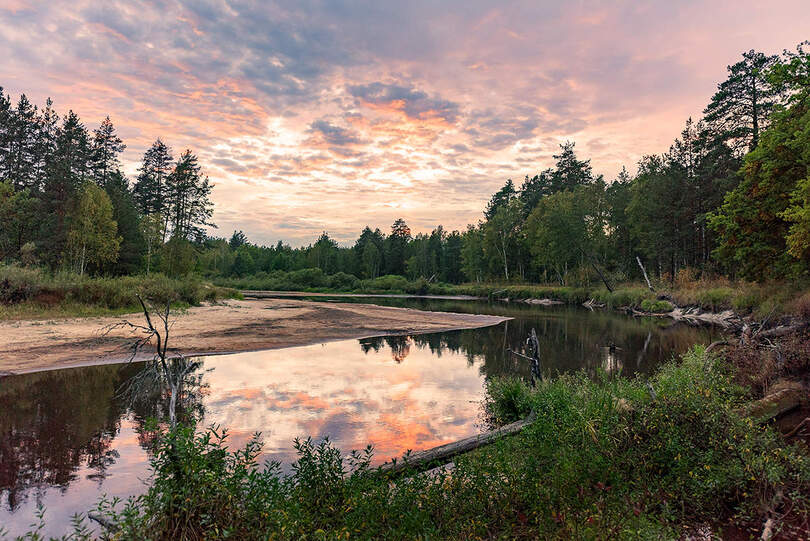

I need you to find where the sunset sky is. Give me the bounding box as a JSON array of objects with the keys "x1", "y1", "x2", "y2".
[{"x1": 2, "y1": 1, "x2": 809, "y2": 246}]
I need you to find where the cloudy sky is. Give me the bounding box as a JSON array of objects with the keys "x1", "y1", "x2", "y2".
[{"x1": 2, "y1": 1, "x2": 808, "y2": 246}]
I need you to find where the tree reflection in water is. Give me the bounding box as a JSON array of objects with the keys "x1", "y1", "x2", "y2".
[
  {"x1": 0, "y1": 365, "x2": 134, "y2": 511},
  {"x1": 121, "y1": 357, "x2": 209, "y2": 448},
  {"x1": 0, "y1": 356, "x2": 208, "y2": 513}
]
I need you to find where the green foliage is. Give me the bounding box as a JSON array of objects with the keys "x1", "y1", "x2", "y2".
[
  {"x1": 0, "y1": 179, "x2": 38, "y2": 261},
  {"x1": 482, "y1": 376, "x2": 534, "y2": 426},
  {"x1": 640, "y1": 299, "x2": 673, "y2": 313},
  {"x1": 0, "y1": 264, "x2": 238, "y2": 318},
  {"x1": 66, "y1": 182, "x2": 121, "y2": 275},
  {"x1": 710, "y1": 93, "x2": 810, "y2": 280},
  {"x1": 63, "y1": 348, "x2": 810, "y2": 540}
]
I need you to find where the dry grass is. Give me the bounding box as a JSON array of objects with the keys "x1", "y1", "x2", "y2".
[{"x1": 724, "y1": 330, "x2": 810, "y2": 398}]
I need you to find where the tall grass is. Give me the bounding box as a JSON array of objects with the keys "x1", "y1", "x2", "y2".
[{"x1": 0, "y1": 265, "x2": 239, "y2": 319}]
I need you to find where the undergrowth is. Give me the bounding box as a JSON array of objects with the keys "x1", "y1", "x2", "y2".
[{"x1": 0, "y1": 265, "x2": 240, "y2": 319}]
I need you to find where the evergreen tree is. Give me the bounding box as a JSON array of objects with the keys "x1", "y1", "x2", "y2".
[
  {"x1": 90, "y1": 116, "x2": 125, "y2": 187},
  {"x1": 385, "y1": 218, "x2": 411, "y2": 275},
  {"x1": 165, "y1": 150, "x2": 214, "y2": 242},
  {"x1": 0, "y1": 180, "x2": 37, "y2": 261},
  {"x1": 3, "y1": 94, "x2": 39, "y2": 190},
  {"x1": 103, "y1": 171, "x2": 144, "y2": 275},
  {"x1": 704, "y1": 49, "x2": 780, "y2": 153},
  {"x1": 710, "y1": 89, "x2": 810, "y2": 279},
  {"x1": 39, "y1": 111, "x2": 91, "y2": 268},
  {"x1": 549, "y1": 141, "x2": 593, "y2": 192},
  {"x1": 484, "y1": 179, "x2": 517, "y2": 220},
  {"x1": 133, "y1": 139, "x2": 173, "y2": 225},
  {"x1": 229, "y1": 230, "x2": 248, "y2": 250}
]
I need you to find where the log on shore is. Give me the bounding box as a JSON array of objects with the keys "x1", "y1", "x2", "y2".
[
  {"x1": 742, "y1": 380, "x2": 807, "y2": 421},
  {"x1": 379, "y1": 411, "x2": 537, "y2": 476},
  {"x1": 759, "y1": 321, "x2": 809, "y2": 339}
]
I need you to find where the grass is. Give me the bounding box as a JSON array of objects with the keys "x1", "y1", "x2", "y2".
[
  {"x1": 17, "y1": 346, "x2": 808, "y2": 540},
  {"x1": 0, "y1": 265, "x2": 240, "y2": 320}
]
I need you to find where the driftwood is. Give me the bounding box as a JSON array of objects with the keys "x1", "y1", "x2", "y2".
[
  {"x1": 378, "y1": 411, "x2": 537, "y2": 476},
  {"x1": 88, "y1": 512, "x2": 119, "y2": 533},
  {"x1": 759, "y1": 321, "x2": 809, "y2": 338},
  {"x1": 636, "y1": 256, "x2": 655, "y2": 292},
  {"x1": 704, "y1": 340, "x2": 728, "y2": 355},
  {"x1": 523, "y1": 298, "x2": 564, "y2": 306},
  {"x1": 742, "y1": 380, "x2": 807, "y2": 421}
]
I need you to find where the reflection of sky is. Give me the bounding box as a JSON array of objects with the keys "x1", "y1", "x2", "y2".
[
  {"x1": 202, "y1": 337, "x2": 486, "y2": 464},
  {"x1": 1, "y1": 337, "x2": 488, "y2": 538}
]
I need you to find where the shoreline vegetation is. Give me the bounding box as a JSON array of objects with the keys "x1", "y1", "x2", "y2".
[{"x1": 228, "y1": 268, "x2": 810, "y2": 322}]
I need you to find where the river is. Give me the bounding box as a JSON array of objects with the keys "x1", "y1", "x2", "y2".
[{"x1": 0, "y1": 297, "x2": 721, "y2": 537}]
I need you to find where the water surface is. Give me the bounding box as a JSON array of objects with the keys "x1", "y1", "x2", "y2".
[{"x1": 0, "y1": 299, "x2": 720, "y2": 537}]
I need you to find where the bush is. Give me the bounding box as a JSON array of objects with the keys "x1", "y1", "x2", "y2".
[
  {"x1": 0, "y1": 265, "x2": 45, "y2": 303},
  {"x1": 327, "y1": 272, "x2": 360, "y2": 291},
  {"x1": 640, "y1": 299, "x2": 673, "y2": 313},
  {"x1": 482, "y1": 376, "x2": 534, "y2": 426},
  {"x1": 360, "y1": 274, "x2": 409, "y2": 293},
  {"x1": 0, "y1": 265, "x2": 238, "y2": 317}
]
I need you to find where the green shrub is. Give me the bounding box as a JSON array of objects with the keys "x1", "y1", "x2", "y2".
[
  {"x1": 360, "y1": 274, "x2": 409, "y2": 293},
  {"x1": 327, "y1": 272, "x2": 360, "y2": 291},
  {"x1": 640, "y1": 299, "x2": 674, "y2": 313},
  {"x1": 483, "y1": 376, "x2": 534, "y2": 426}
]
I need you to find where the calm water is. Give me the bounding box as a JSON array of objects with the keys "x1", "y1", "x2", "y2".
[{"x1": 0, "y1": 299, "x2": 720, "y2": 537}]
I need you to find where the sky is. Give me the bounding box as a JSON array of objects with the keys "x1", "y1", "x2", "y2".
[{"x1": 1, "y1": 1, "x2": 809, "y2": 246}]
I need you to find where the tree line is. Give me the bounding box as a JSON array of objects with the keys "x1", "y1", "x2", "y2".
[
  {"x1": 0, "y1": 95, "x2": 213, "y2": 276},
  {"x1": 1, "y1": 42, "x2": 809, "y2": 284}
]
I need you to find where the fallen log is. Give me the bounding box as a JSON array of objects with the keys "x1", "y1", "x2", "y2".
[
  {"x1": 88, "y1": 512, "x2": 120, "y2": 533},
  {"x1": 759, "y1": 321, "x2": 809, "y2": 339},
  {"x1": 741, "y1": 380, "x2": 807, "y2": 422},
  {"x1": 379, "y1": 411, "x2": 537, "y2": 476}
]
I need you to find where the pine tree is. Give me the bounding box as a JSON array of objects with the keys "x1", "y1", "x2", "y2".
[
  {"x1": 103, "y1": 170, "x2": 144, "y2": 274},
  {"x1": 133, "y1": 139, "x2": 173, "y2": 224},
  {"x1": 3, "y1": 94, "x2": 39, "y2": 190},
  {"x1": 39, "y1": 111, "x2": 91, "y2": 268},
  {"x1": 165, "y1": 150, "x2": 214, "y2": 242},
  {"x1": 549, "y1": 141, "x2": 593, "y2": 192},
  {"x1": 484, "y1": 179, "x2": 517, "y2": 220},
  {"x1": 385, "y1": 218, "x2": 411, "y2": 275},
  {"x1": 90, "y1": 116, "x2": 125, "y2": 187},
  {"x1": 704, "y1": 50, "x2": 780, "y2": 154}
]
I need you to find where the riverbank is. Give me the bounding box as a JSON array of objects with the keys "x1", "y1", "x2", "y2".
[
  {"x1": 0, "y1": 298, "x2": 508, "y2": 374},
  {"x1": 233, "y1": 276, "x2": 810, "y2": 328}
]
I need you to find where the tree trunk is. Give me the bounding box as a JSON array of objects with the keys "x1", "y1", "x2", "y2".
[{"x1": 636, "y1": 256, "x2": 654, "y2": 292}]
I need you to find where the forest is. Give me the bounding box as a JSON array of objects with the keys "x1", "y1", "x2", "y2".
[{"x1": 2, "y1": 42, "x2": 810, "y2": 290}]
